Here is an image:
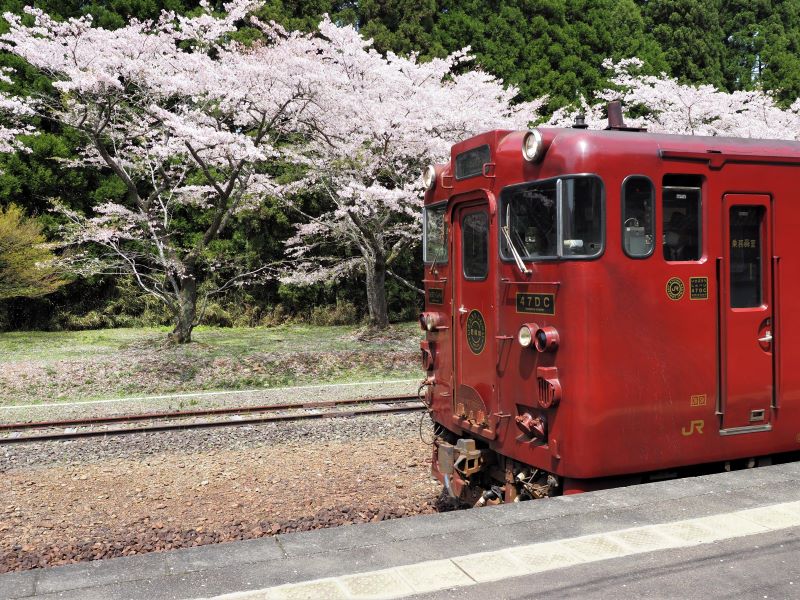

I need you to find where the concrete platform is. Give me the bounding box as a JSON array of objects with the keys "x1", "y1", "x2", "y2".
[{"x1": 3, "y1": 461, "x2": 800, "y2": 600}]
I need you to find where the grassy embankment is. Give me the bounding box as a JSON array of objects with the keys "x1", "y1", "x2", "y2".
[{"x1": 0, "y1": 323, "x2": 421, "y2": 406}]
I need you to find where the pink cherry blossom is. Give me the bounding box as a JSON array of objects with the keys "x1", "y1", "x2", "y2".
[
  {"x1": 549, "y1": 58, "x2": 800, "y2": 140},
  {"x1": 281, "y1": 16, "x2": 544, "y2": 326},
  {"x1": 1, "y1": 0, "x2": 312, "y2": 342}
]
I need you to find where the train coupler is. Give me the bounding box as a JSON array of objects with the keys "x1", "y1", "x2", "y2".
[
  {"x1": 432, "y1": 438, "x2": 491, "y2": 498},
  {"x1": 441, "y1": 439, "x2": 486, "y2": 477},
  {"x1": 474, "y1": 485, "x2": 504, "y2": 507},
  {"x1": 434, "y1": 438, "x2": 490, "y2": 498}
]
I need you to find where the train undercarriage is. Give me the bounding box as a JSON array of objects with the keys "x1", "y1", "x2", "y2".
[
  {"x1": 432, "y1": 427, "x2": 795, "y2": 507},
  {"x1": 432, "y1": 429, "x2": 560, "y2": 507}
]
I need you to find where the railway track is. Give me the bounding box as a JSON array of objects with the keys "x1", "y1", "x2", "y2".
[{"x1": 0, "y1": 394, "x2": 425, "y2": 444}]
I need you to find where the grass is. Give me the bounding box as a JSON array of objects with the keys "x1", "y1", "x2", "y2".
[
  {"x1": 0, "y1": 328, "x2": 163, "y2": 362},
  {"x1": 0, "y1": 323, "x2": 423, "y2": 405},
  {"x1": 0, "y1": 322, "x2": 421, "y2": 364}
]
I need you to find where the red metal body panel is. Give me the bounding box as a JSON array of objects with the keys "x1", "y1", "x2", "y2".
[{"x1": 423, "y1": 127, "x2": 800, "y2": 483}]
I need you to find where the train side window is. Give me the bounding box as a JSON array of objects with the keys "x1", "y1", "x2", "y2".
[
  {"x1": 622, "y1": 176, "x2": 655, "y2": 258},
  {"x1": 423, "y1": 203, "x2": 448, "y2": 264},
  {"x1": 500, "y1": 175, "x2": 603, "y2": 261},
  {"x1": 663, "y1": 184, "x2": 701, "y2": 261},
  {"x1": 462, "y1": 211, "x2": 488, "y2": 279}
]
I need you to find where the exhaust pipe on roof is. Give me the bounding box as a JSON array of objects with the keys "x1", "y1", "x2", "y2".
[
  {"x1": 606, "y1": 101, "x2": 625, "y2": 129},
  {"x1": 604, "y1": 100, "x2": 647, "y2": 132}
]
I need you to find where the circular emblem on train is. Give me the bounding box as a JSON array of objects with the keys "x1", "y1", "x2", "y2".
[
  {"x1": 666, "y1": 277, "x2": 685, "y2": 301},
  {"x1": 466, "y1": 310, "x2": 486, "y2": 355}
]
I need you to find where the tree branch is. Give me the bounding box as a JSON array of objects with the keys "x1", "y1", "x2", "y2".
[{"x1": 387, "y1": 269, "x2": 423, "y2": 295}]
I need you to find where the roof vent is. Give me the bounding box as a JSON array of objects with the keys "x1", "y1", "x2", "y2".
[{"x1": 604, "y1": 101, "x2": 647, "y2": 132}]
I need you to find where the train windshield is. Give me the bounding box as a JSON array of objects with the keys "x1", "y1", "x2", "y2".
[
  {"x1": 500, "y1": 175, "x2": 604, "y2": 260},
  {"x1": 423, "y1": 203, "x2": 448, "y2": 263}
]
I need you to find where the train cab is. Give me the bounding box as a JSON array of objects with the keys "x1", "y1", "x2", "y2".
[{"x1": 420, "y1": 111, "x2": 800, "y2": 503}]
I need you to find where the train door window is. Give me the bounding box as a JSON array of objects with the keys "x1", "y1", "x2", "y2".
[
  {"x1": 462, "y1": 211, "x2": 488, "y2": 279},
  {"x1": 663, "y1": 176, "x2": 702, "y2": 261},
  {"x1": 561, "y1": 177, "x2": 604, "y2": 257},
  {"x1": 423, "y1": 203, "x2": 448, "y2": 263},
  {"x1": 622, "y1": 176, "x2": 655, "y2": 258},
  {"x1": 729, "y1": 206, "x2": 764, "y2": 308}
]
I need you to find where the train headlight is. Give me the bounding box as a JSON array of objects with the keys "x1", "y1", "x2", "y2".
[
  {"x1": 534, "y1": 326, "x2": 559, "y2": 352},
  {"x1": 518, "y1": 324, "x2": 536, "y2": 347},
  {"x1": 422, "y1": 165, "x2": 436, "y2": 190},
  {"x1": 522, "y1": 129, "x2": 544, "y2": 162}
]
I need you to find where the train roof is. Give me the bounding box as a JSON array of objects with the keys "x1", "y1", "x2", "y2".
[
  {"x1": 425, "y1": 125, "x2": 800, "y2": 206},
  {"x1": 451, "y1": 127, "x2": 800, "y2": 159},
  {"x1": 543, "y1": 127, "x2": 800, "y2": 155}
]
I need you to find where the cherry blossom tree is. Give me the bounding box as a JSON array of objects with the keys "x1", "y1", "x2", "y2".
[
  {"x1": 1, "y1": 1, "x2": 326, "y2": 343},
  {"x1": 549, "y1": 58, "x2": 800, "y2": 140},
  {"x1": 0, "y1": 67, "x2": 36, "y2": 156},
  {"x1": 282, "y1": 18, "x2": 544, "y2": 328}
]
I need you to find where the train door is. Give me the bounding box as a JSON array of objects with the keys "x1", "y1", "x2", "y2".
[
  {"x1": 453, "y1": 200, "x2": 496, "y2": 435},
  {"x1": 720, "y1": 194, "x2": 774, "y2": 432}
]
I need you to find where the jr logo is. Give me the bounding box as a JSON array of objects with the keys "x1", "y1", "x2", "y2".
[{"x1": 681, "y1": 420, "x2": 705, "y2": 436}]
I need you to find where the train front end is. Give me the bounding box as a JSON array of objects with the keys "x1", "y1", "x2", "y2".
[{"x1": 420, "y1": 127, "x2": 588, "y2": 504}]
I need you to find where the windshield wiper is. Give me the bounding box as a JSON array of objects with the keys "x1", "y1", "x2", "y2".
[{"x1": 503, "y1": 205, "x2": 531, "y2": 275}]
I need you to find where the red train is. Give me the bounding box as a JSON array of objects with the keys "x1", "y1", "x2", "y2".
[{"x1": 420, "y1": 104, "x2": 800, "y2": 503}]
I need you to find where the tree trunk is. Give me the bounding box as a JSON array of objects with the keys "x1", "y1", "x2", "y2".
[
  {"x1": 365, "y1": 253, "x2": 389, "y2": 329},
  {"x1": 171, "y1": 272, "x2": 197, "y2": 344}
]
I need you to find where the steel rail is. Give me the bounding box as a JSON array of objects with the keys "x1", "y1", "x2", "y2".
[
  {"x1": 0, "y1": 394, "x2": 419, "y2": 432},
  {"x1": 0, "y1": 397, "x2": 425, "y2": 444}
]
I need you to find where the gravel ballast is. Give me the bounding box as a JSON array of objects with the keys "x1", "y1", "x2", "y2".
[
  {"x1": 0, "y1": 380, "x2": 419, "y2": 426},
  {"x1": 0, "y1": 411, "x2": 446, "y2": 573}
]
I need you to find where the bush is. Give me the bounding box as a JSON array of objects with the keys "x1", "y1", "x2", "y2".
[
  {"x1": 309, "y1": 300, "x2": 361, "y2": 326},
  {"x1": 258, "y1": 304, "x2": 293, "y2": 327},
  {"x1": 61, "y1": 310, "x2": 116, "y2": 331},
  {"x1": 198, "y1": 302, "x2": 233, "y2": 327},
  {"x1": 0, "y1": 204, "x2": 66, "y2": 301},
  {"x1": 0, "y1": 262, "x2": 422, "y2": 331}
]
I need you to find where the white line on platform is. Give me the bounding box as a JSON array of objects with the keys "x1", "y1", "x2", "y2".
[
  {"x1": 206, "y1": 501, "x2": 800, "y2": 600},
  {"x1": 0, "y1": 379, "x2": 419, "y2": 411}
]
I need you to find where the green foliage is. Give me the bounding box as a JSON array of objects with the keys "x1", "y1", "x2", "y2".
[
  {"x1": 0, "y1": 204, "x2": 65, "y2": 300},
  {"x1": 719, "y1": 0, "x2": 800, "y2": 104},
  {"x1": 254, "y1": 1, "x2": 668, "y2": 109},
  {"x1": 638, "y1": 0, "x2": 727, "y2": 88},
  {"x1": 426, "y1": 0, "x2": 667, "y2": 109},
  {"x1": 356, "y1": 0, "x2": 440, "y2": 57},
  {"x1": 0, "y1": 1, "x2": 200, "y2": 26}
]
